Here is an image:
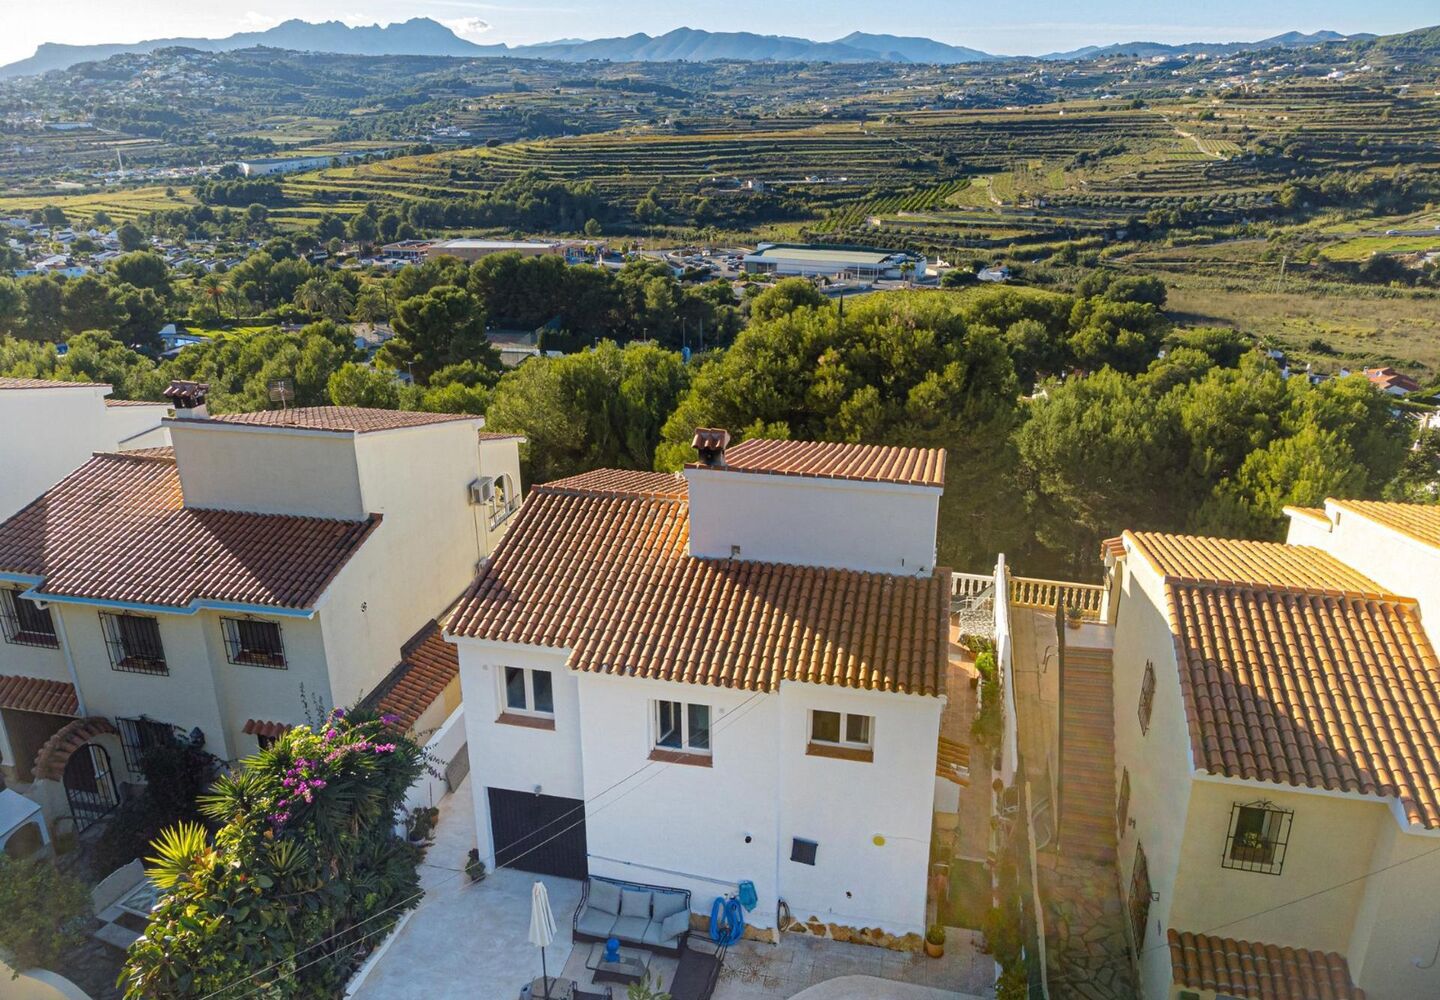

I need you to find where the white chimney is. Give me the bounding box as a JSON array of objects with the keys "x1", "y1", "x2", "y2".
[{"x1": 164, "y1": 380, "x2": 210, "y2": 419}]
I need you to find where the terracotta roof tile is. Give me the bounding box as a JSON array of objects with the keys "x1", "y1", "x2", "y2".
[
  {"x1": 1136, "y1": 531, "x2": 1440, "y2": 827},
  {"x1": 936, "y1": 736, "x2": 971, "y2": 786},
  {"x1": 0, "y1": 452, "x2": 379, "y2": 610},
  {"x1": 1329, "y1": 500, "x2": 1440, "y2": 551},
  {"x1": 1168, "y1": 929, "x2": 1365, "y2": 1000},
  {"x1": 0, "y1": 675, "x2": 78, "y2": 716},
  {"x1": 1282, "y1": 505, "x2": 1329, "y2": 524},
  {"x1": 243, "y1": 719, "x2": 291, "y2": 739},
  {"x1": 183, "y1": 406, "x2": 479, "y2": 434},
  {"x1": 104, "y1": 398, "x2": 168, "y2": 407},
  {"x1": 1126, "y1": 531, "x2": 1386, "y2": 597},
  {"x1": 363, "y1": 621, "x2": 460, "y2": 730},
  {"x1": 476, "y1": 431, "x2": 526, "y2": 442},
  {"x1": 0, "y1": 376, "x2": 107, "y2": 390},
  {"x1": 449, "y1": 476, "x2": 948, "y2": 696},
  {"x1": 542, "y1": 469, "x2": 687, "y2": 498},
  {"x1": 691, "y1": 438, "x2": 946, "y2": 489},
  {"x1": 1100, "y1": 536, "x2": 1126, "y2": 560}
]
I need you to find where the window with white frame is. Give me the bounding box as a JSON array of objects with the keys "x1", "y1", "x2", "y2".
[
  {"x1": 653, "y1": 700, "x2": 710, "y2": 754},
  {"x1": 808, "y1": 709, "x2": 873, "y2": 750},
  {"x1": 502, "y1": 666, "x2": 554, "y2": 716}
]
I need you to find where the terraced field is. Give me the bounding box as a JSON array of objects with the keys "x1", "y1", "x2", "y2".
[{"x1": 0, "y1": 185, "x2": 195, "y2": 222}]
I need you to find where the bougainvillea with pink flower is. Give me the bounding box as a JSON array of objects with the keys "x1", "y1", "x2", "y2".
[{"x1": 122, "y1": 708, "x2": 426, "y2": 999}]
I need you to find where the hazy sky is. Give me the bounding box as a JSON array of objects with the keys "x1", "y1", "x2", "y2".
[{"x1": 4, "y1": 0, "x2": 1436, "y2": 67}]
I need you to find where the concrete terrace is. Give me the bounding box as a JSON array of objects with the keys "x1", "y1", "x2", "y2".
[{"x1": 351, "y1": 778, "x2": 994, "y2": 999}]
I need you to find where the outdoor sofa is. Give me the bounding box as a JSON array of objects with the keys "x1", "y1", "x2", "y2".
[
  {"x1": 669, "y1": 934, "x2": 726, "y2": 1000},
  {"x1": 572, "y1": 876, "x2": 692, "y2": 955}
]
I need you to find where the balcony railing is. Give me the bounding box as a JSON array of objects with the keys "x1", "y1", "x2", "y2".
[
  {"x1": 488, "y1": 496, "x2": 520, "y2": 531},
  {"x1": 1009, "y1": 576, "x2": 1104, "y2": 620}
]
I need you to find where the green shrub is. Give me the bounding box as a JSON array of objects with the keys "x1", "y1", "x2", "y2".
[
  {"x1": 120, "y1": 708, "x2": 424, "y2": 999},
  {"x1": 981, "y1": 904, "x2": 1022, "y2": 967},
  {"x1": 0, "y1": 856, "x2": 91, "y2": 973},
  {"x1": 996, "y1": 962, "x2": 1028, "y2": 1000},
  {"x1": 974, "y1": 649, "x2": 998, "y2": 683}
]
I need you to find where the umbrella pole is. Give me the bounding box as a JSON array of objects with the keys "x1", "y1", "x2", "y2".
[{"x1": 541, "y1": 945, "x2": 549, "y2": 1000}]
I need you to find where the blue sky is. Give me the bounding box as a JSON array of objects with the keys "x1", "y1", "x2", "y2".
[{"x1": 5, "y1": 0, "x2": 1436, "y2": 66}]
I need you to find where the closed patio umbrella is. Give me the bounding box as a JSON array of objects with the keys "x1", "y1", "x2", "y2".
[{"x1": 529, "y1": 880, "x2": 558, "y2": 999}]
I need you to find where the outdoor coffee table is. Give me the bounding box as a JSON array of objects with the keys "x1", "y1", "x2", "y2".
[{"x1": 585, "y1": 941, "x2": 651, "y2": 984}]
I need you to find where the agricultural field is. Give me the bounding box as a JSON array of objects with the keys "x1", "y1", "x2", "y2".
[{"x1": 0, "y1": 184, "x2": 195, "y2": 222}]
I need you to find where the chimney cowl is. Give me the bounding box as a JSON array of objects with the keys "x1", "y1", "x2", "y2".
[
  {"x1": 692, "y1": 427, "x2": 730, "y2": 468},
  {"x1": 165, "y1": 379, "x2": 210, "y2": 419}
]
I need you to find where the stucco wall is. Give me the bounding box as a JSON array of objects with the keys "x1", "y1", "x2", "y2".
[
  {"x1": 579, "y1": 672, "x2": 783, "y2": 922},
  {"x1": 168, "y1": 423, "x2": 365, "y2": 519},
  {"x1": 1344, "y1": 817, "x2": 1440, "y2": 1000},
  {"x1": 105, "y1": 403, "x2": 170, "y2": 450},
  {"x1": 0, "y1": 386, "x2": 133, "y2": 521},
  {"x1": 1111, "y1": 548, "x2": 1196, "y2": 1000},
  {"x1": 683, "y1": 467, "x2": 940, "y2": 575},
  {"x1": 455, "y1": 640, "x2": 582, "y2": 866},
  {"x1": 776, "y1": 681, "x2": 940, "y2": 933},
  {"x1": 1293, "y1": 503, "x2": 1440, "y2": 631}
]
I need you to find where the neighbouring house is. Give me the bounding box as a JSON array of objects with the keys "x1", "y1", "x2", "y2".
[
  {"x1": 0, "y1": 388, "x2": 524, "y2": 837},
  {"x1": 1099, "y1": 502, "x2": 1440, "y2": 1000},
  {"x1": 446, "y1": 430, "x2": 953, "y2": 937},
  {"x1": 155, "y1": 323, "x2": 212, "y2": 358},
  {"x1": 1363, "y1": 366, "x2": 1422, "y2": 396},
  {"x1": 976, "y1": 263, "x2": 1011, "y2": 283},
  {"x1": 426, "y1": 239, "x2": 563, "y2": 262},
  {"x1": 0, "y1": 376, "x2": 170, "y2": 521}
]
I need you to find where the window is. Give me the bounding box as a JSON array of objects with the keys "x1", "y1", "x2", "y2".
[
  {"x1": 653, "y1": 701, "x2": 711, "y2": 754},
  {"x1": 256, "y1": 732, "x2": 279, "y2": 750},
  {"x1": 1128, "y1": 841, "x2": 1152, "y2": 948},
  {"x1": 790, "y1": 837, "x2": 818, "y2": 866},
  {"x1": 116, "y1": 716, "x2": 179, "y2": 773},
  {"x1": 489, "y1": 473, "x2": 520, "y2": 529},
  {"x1": 100, "y1": 613, "x2": 167, "y2": 674},
  {"x1": 221, "y1": 618, "x2": 286, "y2": 668},
  {"x1": 807, "y1": 709, "x2": 874, "y2": 761},
  {"x1": 502, "y1": 667, "x2": 554, "y2": 716},
  {"x1": 0, "y1": 589, "x2": 58, "y2": 648},
  {"x1": 1117, "y1": 767, "x2": 1131, "y2": 838},
  {"x1": 1222, "y1": 801, "x2": 1293, "y2": 875},
  {"x1": 1137, "y1": 660, "x2": 1156, "y2": 735}
]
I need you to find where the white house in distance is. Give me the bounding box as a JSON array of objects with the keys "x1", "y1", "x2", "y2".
[
  {"x1": 1098, "y1": 500, "x2": 1440, "y2": 1000},
  {"x1": 446, "y1": 430, "x2": 953, "y2": 937},
  {"x1": 0, "y1": 388, "x2": 522, "y2": 837},
  {"x1": 0, "y1": 376, "x2": 170, "y2": 521},
  {"x1": 742, "y1": 244, "x2": 920, "y2": 281}
]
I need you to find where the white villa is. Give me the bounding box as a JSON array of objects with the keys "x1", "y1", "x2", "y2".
[
  {"x1": 446, "y1": 430, "x2": 955, "y2": 936},
  {"x1": 1099, "y1": 499, "x2": 1440, "y2": 1000},
  {"x1": 0, "y1": 389, "x2": 521, "y2": 839}
]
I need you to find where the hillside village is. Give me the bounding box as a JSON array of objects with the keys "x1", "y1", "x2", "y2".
[{"x1": 3, "y1": 11, "x2": 1440, "y2": 1000}]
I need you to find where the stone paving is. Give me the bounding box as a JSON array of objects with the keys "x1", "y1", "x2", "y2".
[{"x1": 1039, "y1": 853, "x2": 1137, "y2": 1000}]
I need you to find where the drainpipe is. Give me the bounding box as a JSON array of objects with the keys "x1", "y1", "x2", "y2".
[{"x1": 44, "y1": 603, "x2": 88, "y2": 716}]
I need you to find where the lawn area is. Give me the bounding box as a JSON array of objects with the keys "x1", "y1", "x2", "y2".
[{"x1": 1165, "y1": 280, "x2": 1440, "y2": 375}]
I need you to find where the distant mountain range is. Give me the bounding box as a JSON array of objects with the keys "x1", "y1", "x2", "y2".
[{"x1": 0, "y1": 17, "x2": 1411, "y2": 80}]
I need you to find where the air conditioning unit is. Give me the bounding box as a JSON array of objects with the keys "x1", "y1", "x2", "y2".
[{"x1": 469, "y1": 477, "x2": 495, "y2": 506}]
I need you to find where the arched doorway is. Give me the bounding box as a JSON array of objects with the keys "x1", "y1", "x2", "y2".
[{"x1": 63, "y1": 743, "x2": 119, "y2": 832}]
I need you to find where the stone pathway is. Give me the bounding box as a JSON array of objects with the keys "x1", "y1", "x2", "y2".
[{"x1": 1039, "y1": 849, "x2": 1137, "y2": 998}]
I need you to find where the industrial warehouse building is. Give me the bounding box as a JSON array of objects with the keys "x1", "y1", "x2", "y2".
[{"x1": 742, "y1": 243, "x2": 919, "y2": 280}]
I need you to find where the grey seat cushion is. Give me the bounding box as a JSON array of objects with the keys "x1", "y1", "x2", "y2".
[
  {"x1": 639, "y1": 919, "x2": 670, "y2": 948},
  {"x1": 576, "y1": 907, "x2": 618, "y2": 939},
  {"x1": 590, "y1": 880, "x2": 623, "y2": 915},
  {"x1": 610, "y1": 915, "x2": 650, "y2": 942},
  {"x1": 620, "y1": 888, "x2": 652, "y2": 919},
  {"x1": 651, "y1": 891, "x2": 688, "y2": 921},
  {"x1": 660, "y1": 909, "x2": 691, "y2": 942}
]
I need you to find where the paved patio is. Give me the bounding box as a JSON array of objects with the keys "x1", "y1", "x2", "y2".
[{"x1": 353, "y1": 778, "x2": 993, "y2": 999}]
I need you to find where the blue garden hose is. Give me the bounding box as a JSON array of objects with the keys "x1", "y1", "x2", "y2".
[{"x1": 709, "y1": 894, "x2": 745, "y2": 944}]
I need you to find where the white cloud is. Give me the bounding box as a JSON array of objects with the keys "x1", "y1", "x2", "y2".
[
  {"x1": 239, "y1": 11, "x2": 282, "y2": 30},
  {"x1": 442, "y1": 16, "x2": 492, "y2": 41}
]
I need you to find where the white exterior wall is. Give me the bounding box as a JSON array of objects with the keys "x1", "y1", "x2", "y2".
[
  {"x1": 1288, "y1": 503, "x2": 1440, "y2": 631},
  {"x1": 580, "y1": 673, "x2": 782, "y2": 921},
  {"x1": 317, "y1": 422, "x2": 513, "y2": 707},
  {"x1": 0, "y1": 386, "x2": 167, "y2": 521},
  {"x1": 684, "y1": 467, "x2": 940, "y2": 575},
  {"x1": 1111, "y1": 546, "x2": 1196, "y2": 1000},
  {"x1": 455, "y1": 640, "x2": 581, "y2": 866},
  {"x1": 105, "y1": 403, "x2": 171, "y2": 450},
  {"x1": 453, "y1": 634, "x2": 941, "y2": 934},
  {"x1": 776, "y1": 681, "x2": 940, "y2": 933},
  {"x1": 167, "y1": 423, "x2": 366, "y2": 519}
]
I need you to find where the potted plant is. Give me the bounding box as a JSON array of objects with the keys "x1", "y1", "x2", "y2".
[
  {"x1": 465, "y1": 848, "x2": 487, "y2": 883},
  {"x1": 408, "y1": 805, "x2": 438, "y2": 843},
  {"x1": 1065, "y1": 605, "x2": 1084, "y2": 630},
  {"x1": 924, "y1": 923, "x2": 946, "y2": 958}
]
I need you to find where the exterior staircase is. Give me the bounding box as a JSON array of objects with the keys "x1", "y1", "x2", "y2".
[{"x1": 1056, "y1": 645, "x2": 1117, "y2": 864}]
